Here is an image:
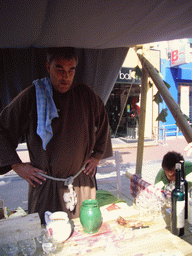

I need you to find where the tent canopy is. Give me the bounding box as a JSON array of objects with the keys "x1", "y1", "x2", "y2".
[
  {"x1": 1, "y1": 0, "x2": 192, "y2": 49},
  {"x1": 1, "y1": 0, "x2": 192, "y2": 108}
]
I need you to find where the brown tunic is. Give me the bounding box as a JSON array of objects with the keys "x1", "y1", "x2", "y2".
[{"x1": 0, "y1": 82, "x2": 112, "y2": 223}]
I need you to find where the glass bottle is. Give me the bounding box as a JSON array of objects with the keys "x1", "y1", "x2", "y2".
[
  {"x1": 171, "y1": 163, "x2": 185, "y2": 236},
  {"x1": 180, "y1": 160, "x2": 188, "y2": 219},
  {"x1": 188, "y1": 187, "x2": 192, "y2": 232}
]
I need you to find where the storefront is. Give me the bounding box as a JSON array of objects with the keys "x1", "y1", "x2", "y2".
[
  {"x1": 106, "y1": 48, "x2": 160, "y2": 140},
  {"x1": 106, "y1": 67, "x2": 141, "y2": 138}
]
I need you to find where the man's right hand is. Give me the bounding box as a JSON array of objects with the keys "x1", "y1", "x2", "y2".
[{"x1": 11, "y1": 162, "x2": 46, "y2": 188}]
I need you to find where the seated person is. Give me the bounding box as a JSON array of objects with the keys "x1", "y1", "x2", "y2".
[{"x1": 155, "y1": 151, "x2": 192, "y2": 189}]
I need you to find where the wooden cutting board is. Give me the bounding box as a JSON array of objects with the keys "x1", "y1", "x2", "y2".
[{"x1": 0, "y1": 212, "x2": 41, "y2": 244}]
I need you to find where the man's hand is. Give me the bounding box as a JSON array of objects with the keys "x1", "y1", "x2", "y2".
[
  {"x1": 11, "y1": 162, "x2": 46, "y2": 188},
  {"x1": 83, "y1": 157, "x2": 100, "y2": 177}
]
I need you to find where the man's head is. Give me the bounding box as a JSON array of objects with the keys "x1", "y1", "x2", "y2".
[
  {"x1": 46, "y1": 47, "x2": 78, "y2": 93},
  {"x1": 162, "y1": 151, "x2": 184, "y2": 182}
]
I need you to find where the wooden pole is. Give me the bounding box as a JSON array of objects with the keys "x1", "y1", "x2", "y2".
[
  {"x1": 114, "y1": 85, "x2": 133, "y2": 137},
  {"x1": 137, "y1": 53, "x2": 192, "y2": 144},
  {"x1": 135, "y1": 67, "x2": 148, "y2": 177}
]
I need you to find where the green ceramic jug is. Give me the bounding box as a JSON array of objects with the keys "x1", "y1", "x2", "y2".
[{"x1": 80, "y1": 199, "x2": 102, "y2": 233}]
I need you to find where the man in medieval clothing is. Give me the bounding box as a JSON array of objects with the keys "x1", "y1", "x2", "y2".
[{"x1": 0, "y1": 47, "x2": 112, "y2": 223}]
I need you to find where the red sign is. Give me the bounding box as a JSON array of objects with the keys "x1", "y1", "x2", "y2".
[{"x1": 171, "y1": 45, "x2": 190, "y2": 67}]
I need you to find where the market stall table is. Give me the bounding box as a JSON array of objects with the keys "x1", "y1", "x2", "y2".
[
  {"x1": 1, "y1": 203, "x2": 192, "y2": 255},
  {"x1": 60, "y1": 204, "x2": 192, "y2": 256}
]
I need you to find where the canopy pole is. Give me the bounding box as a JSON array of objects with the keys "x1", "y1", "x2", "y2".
[
  {"x1": 135, "y1": 66, "x2": 148, "y2": 177},
  {"x1": 137, "y1": 53, "x2": 192, "y2": 143}
]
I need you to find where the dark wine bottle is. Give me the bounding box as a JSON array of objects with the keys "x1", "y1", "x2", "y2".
[
  {"x1": 171, "y1": 163, "x2": 185, "y2": 236},
  {"x1": 180, "y1": 160, "x2": 188, "y2": 219}
]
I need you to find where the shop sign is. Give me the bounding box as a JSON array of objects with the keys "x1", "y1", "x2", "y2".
[
  {"x1": 116, "y1": 67, "x2": 141, "y2": 84},
  {"x1": 171, "y1": 44, "x2": 190, "y2": 67}
]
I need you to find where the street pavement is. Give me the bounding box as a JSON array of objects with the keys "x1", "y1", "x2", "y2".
[{"x1": 0, "y1": 136, "x2": 192, "y2": 210}]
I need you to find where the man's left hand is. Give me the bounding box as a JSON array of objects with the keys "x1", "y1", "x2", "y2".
[{"x1": 83, "y1": 157, "x2": 100, "y2": 177}]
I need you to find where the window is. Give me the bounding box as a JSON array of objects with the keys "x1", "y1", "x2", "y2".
[{"x1": 178, "y1": 83, "x2": 192, "y2": 121}]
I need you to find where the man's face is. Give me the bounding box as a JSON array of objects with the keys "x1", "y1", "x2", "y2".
[
  {"x1": 164, "y1": 167, "x2": 175, "y2": 182},
  {"x1": 46, "y1": 57, "x2": 77, "y2": 93}
]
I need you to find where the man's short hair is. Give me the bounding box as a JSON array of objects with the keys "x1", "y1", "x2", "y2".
[
  {"x1": 162, "y1": 151, "x2": 184, "y2": 170},
  {"x1": 47, "y1": 47, "x2": 78, "y2": 64}
]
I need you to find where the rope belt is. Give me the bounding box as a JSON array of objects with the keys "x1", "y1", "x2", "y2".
[{"x1": 38, "y1": 166, "x2": 85, "y2": 211}]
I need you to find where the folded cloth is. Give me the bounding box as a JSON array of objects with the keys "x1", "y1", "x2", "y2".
[
  {"x1": 96, "y1": 190, "x2": 126, "y2": 208},
  {"x1": 4, "y1": 206, "x2": 27, "y2": 219},
  {"x1": 34, "y1": 77, "x2": 59, "y2": 150},
  {"x1": 130, "y1": 174, "x2": 169, "y2": 200},
  {"x1": 130, "y1": 174, "x2": 151, "y2": 198}
]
